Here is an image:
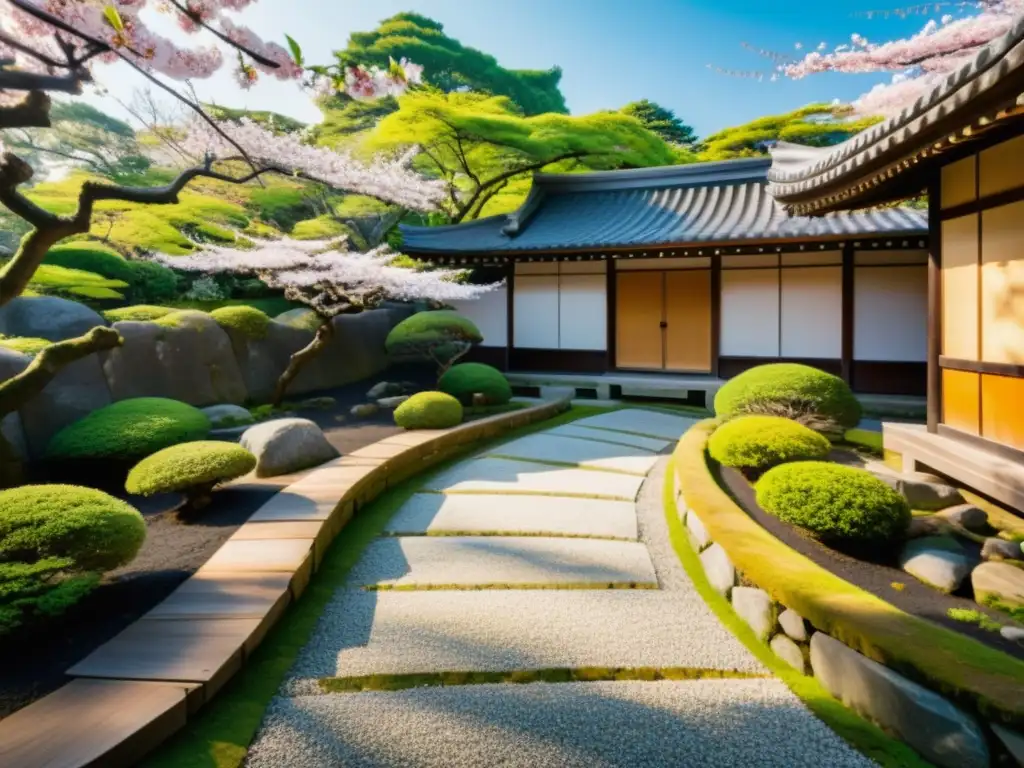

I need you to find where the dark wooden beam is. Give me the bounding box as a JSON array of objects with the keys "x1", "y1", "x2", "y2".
[
  {"x1": 841, "y1": 242, "x2": 855, "y2": 385},
  {"x1": 606, "y1": 259, "x2": 617, "y2": 370},
  {"x1": 927, "y1": 177, "x2": 942, "y2": 433},
  {"x1": 710, "y1": 254, "x2": 721, "y2": 378}
]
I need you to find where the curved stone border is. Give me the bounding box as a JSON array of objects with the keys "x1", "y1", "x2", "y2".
[
  {"x1": 671, "y1": 420, "x2": 1024, "y2": 768},
  {"x1": 0, "y1": 398, "x2": 570, "y2": 768}
]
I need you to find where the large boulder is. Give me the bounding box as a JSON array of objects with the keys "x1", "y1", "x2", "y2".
[
  {"x1": 971, "y1": 561, "x2": 1024, "y2": 610},
  {"x1": 201, "y1": 404, "x2": 255, "y2": 429},
  {"x1": 240, "y1": 418, "x2": 339, "y2": 477},
  {"x1": 809, "y1": 632, "x2": 989, "y2": 768},
  {"x1": 221, "y1": 320, "x2": 320, "y2": 404},
  {"x1": 0, "y1": 348, "x2": 30, "y2": 460},
  {"x1": 101, "y1": 314, "x2": 247, "y2": 406},
  {"x1": 867, "y1": 463, "x2": 964, "y2": 511},
  {"x1": 0, "y1": 296, "x2": 106, "y2": 342},
  {"x1": 19, "y1": 354, "x2": 112, "y2": 456},
  {"x1": 316, "y1": 309, "x2": 394, "y2": 389},
  {"x1": 899, "y1": 536, "x2": 972, "y2": 593}
]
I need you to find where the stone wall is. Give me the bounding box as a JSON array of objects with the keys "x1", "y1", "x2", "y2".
[
  {"x1": 0, "y1": 297, "x2": 415, "y2": 459},
  {"x1": 671, "y1": 470, "x2": 1023, "y2": 768}
]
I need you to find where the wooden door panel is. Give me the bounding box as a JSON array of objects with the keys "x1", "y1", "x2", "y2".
[
  {"x1": 664, "y1": 270, "x2": 712, "y2": 372},
  {"x1": 616, "y1": 271, "x2": 663, "y2": 369}
]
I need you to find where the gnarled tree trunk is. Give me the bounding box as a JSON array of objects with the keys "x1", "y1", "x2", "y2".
[{"x1": 270, "y1": 318, "x2": 334, "y2": 408}]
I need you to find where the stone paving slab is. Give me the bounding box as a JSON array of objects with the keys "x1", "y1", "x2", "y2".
[
  {"x1": 421, "y1": 457, "x2": 644, "y2": 501},
  {"x1": 571, "y1": 409, "x2": 697, "y2": 441},
  {"x1": 146, "y1": 572, "x2": 293, "y2": 621},
  {"x1": 247, "y1": 488, "x2": 338, "y2": 524},
  {"x1": 545, "y1": 424, "x2": 672, "y2": 452},
  {"x1": 0, "y1": 679, "x2": 194, "y2": 768},
  {"x1": 246, "y1": 680, "x2": 872, "y2": 768},
  {"x1": 383, "y1": 493, "x2": 638, "y2": 540},
  {"x1": 287, "y1": 590, "x2": 762, "y2": 682},
  {"x1": 485, "y1": 434, "x2": 658, "y2": 475},
  {"x1": 347, "y1": 536, "x2": 658, "y2": 589}
]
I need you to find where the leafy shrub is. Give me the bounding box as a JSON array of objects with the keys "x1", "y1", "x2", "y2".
[
  {"x1": 184, "y1": 276, "x2": 227, "y2": 301},
  {"x1": 756, "y1": 462, "x2": 911, "y2": 548},
  {"x1": 45, "y1": 242, "x2": 178, "y2": 303},
  {"x1": 843, "y1": 428, "x2": 884, "y2": 456},
  {"x1": 709, "y1": 415, "x2": 831, "y2": 471},
  {"x1": 714, "y1": 363, "x2": 862, "y2": 429},
  {"x1": 0, "y1": 337, "x2": 52, "y2": 357},
  {"x1": 0, "y1": 485, "x2": 145, "y2": 636},
  {"x1": 210, "y1": 305, "x2": 271, "y2": 339},
  {"x1": 46, "y1": 397, "x2": 211, "y2": 461},
  {"x1": 127, "y1": 260, "x2": 179, "y2": 303},
  {"x1": 126, "y1": 441, "x2": 256, "y2": 512},
  {"x1": 385, "y1": 311, "x2": 482, "y2": 374},
  {"x1": 438, "y1": 363, "x2": 512, "y2": 405},
  {"x1": 394, "y1": 391, "x2": 463, "y2": 429},
  {"x1": 20, "y1": 262, "x2": 128, "y2": 301},
  {"x1": 103, "y1": 305, "x2": 176, "y2": 322}
]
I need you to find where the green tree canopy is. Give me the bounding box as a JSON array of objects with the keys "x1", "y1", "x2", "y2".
[
  {"x1": 363, "y1": 90, "x2": 679, "y2": 222},
  {"x1": 335, "y1": 13, "x2": 567, "y2": 116},
  {"x1": 204, "y1": 105, "x2": 307, "y2": 134},
  {"x1": 697, "y1": 104, "x2": 882, "y2": 161},
  {"x1": 619, "y1": 99, "x2": 697, "y2": 147}
]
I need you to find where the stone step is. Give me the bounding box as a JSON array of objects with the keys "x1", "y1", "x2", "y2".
[
  {"x1": 484, "y1": 433, "x2": 658, "y2": 475},
  {"x1": 421, "y1": 457, "x2": 644, "y2": 501},
  {"x1": 545, "y1": 424, "x2": 672, "y2": 452},
  {"x1": 384, "y1": 493, "x2": 638, "y2": 540},
  {"x1": 347, "y1": 536, "x2": 659, "y2": 589},
  {"x1": 286, "y1": 590, "x2": 762, "y2": 682},
  {"x1": 570, "y1": 408, "x2": 697, "y2": 441}
]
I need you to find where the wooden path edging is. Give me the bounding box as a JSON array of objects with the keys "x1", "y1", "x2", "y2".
[{"x1": 0, "y1": 398, "x2": 571, "y2": 768}]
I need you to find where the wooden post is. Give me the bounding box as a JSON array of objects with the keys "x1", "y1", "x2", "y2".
[
  {"x1": 927, "y1": 179, "x2": 942, "y2": 433},
  {"x1": 606, "y1": 256, "x2": 617, "y2": 371},
  {"x1": 710, "y1": 253, "x2": 721, "y2": 377},
  {"x1": 841, "y1": 242, "x2": 855, "y2": 386},
  {"x1": 505, "y1": 260, "x2": 514, "y2": 373}
]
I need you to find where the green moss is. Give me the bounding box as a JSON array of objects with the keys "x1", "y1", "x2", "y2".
[
  {"x1": 154, "y1": 309, "x2": 210, "y2": 328},
  {"x1": 843, "y1": 428, "x2": 884, "y2": 456},
  {"x1": 674, "y1": 421, "x2": 1024, "y2": 727},
  {"x1": 275, "y1": 307, "x2": 322, "y2": 332},
  {"x1": 385, "y1": 310, "x2": 483, "y2": 355},
  {"x1": 661, "y1": 459, "x2": 932, "y2": 768},
  {"x1": 708, "y1": 415, "x2": 831, "y2": 471},
  {"x1": 714, "y1": 363, "x2": 862, "y2": 428},
  {"x1": 438, "y1": 362, "x2": 512, "y2": 406},
  {"x1": 394, "y1": 391, "x2": 464, "y2": 429},
  {"x1": 947, "y1": 608, "x2": 1003, "y2": 632},
  {"x1": 18, "y1": 262, "x2": 129, "y2": 300},
  {"x1": 103, "y1": 305, "x2": 176, "y2": 322},
  {"x1": 126, "y1": 441, "x2": 256, "y2": 496},
  {"x1": 209, "y1": 306, "x2": 271, "y2": 340},
  {"x1": 980, "y1": 594, "x2": 1024, "y2": 624},
  {"x1": 291, "y1": 215, "x2": 350, "y2": 240},
  {"x1": 0, "y1": 336, "x2": 52, "y2": 357},
  {"x1": 755, "y1": 462, "x2": 911, "y2": 548},
  {"x1": 46, "y1": 397, "x2": 211, "y2": 461}
]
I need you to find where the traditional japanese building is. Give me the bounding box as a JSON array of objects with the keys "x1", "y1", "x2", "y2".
[
  {"x1": 768, "y1": 14, "x2": 1024, "y2": 509},
  {"x1": 400, "y1": 158, "x2": 929, "y2": 396}
]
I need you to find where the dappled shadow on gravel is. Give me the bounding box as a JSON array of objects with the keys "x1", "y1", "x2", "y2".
[{"x1": 716, "y1": 464, "x2": 1024, "y2": 658}]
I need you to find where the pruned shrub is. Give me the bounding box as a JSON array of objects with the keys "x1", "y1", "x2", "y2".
[
  {"x1": 45, "y1": 242, "x2": 178, "y2": 303},
  {"x1": 102, "y1": 304, "x2": 176, "y2": 323},
  {"x1": 126, "y1": 441, "x2": 256, "y2": 514},
  {"x1": 46, "y1": 397, "x2": 211, "y2": 461},
  {"x1": 709, "y1": 415, "x2": 831, "y2": 471},
  {"x1": 394, "y1": 391, "x2": 463, "y2": 430},
  {"x1": 756, "y1": 462, "x2": 911, "y2": 548},
  {"x1": 714, "y1": 363, "x2": 861, "y2": 431},
  {"x1": 0, "y1": 485, "x2": 146, "y2": 636},
  {"x1": 210, "y1": 305, "x2": 271, "y2": 340},
  {"x1": 438, "y1": 362, "x2": 512, "y2": 406},
  {"x1": 385, "y1": 311, "x2": 482, "y2": 375}
]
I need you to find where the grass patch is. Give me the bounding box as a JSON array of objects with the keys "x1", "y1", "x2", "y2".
[
  {"x1": 662, "y1": 457, "x2": 933, "y2": 768},
  {"x1": 842, "y1": 428, "x2": 884, "y2": 456},
  {"x1": 141, "y1": 403, "x2": 613, "y2": 768},
  {"x1": 947, "y1": 608, "x2": 1003, "y2": 632},
  {"x1": 318, "y1": 666, "x2": 767, "y2": 693}
]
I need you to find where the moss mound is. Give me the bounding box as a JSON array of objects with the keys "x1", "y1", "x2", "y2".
[
  {"x1": 126, "y1": 441, "x2": 256, "y2": 496},
  {"x1": 709, "y1": 415, "x2": 831, "y2": 471},
  {"x1": 0, "y1": 336, "x2": 52, "y2": 357},
  {"x1": 714, "y1": 363, "x2": 862, "y2": 428},
  {"x1": 394, "y1": 391, "x2": 464, "y2": 430},
  {"x1": 276, "y1": 307, "x2": 322, "y2": 333},
  {"x1": 46, "y1": 397, "x2": 211, "y2": 461},
  {"x1": 438, "y1": 363, "x2": 512, "y2": 405},
  {"x1": 756, "y1": 461, "x2": 910, "y2": 547},
  {"x1": 154, "y1": 309, "x2": 210, "y2": 328},
  {"x1": 102, "y1": 305, "x2": 176, "y2": 323},
  {"x1": 385, "y1": 311, "x2": 482, "y2": 353},
  {"x1": 210, "y1": 305, "x2": 271, "y2": 340},
  {"x1": 0, "y1": 484, "x2": 145, "y2": 572},
  {"x1": 45, "y1": 242, "x2": 178, "y2": 303}
]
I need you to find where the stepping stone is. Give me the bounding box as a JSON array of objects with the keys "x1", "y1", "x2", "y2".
[
  {"x1": 546, "y1": 424, "x2": 672, "y2": 452},
  {"x1": 347, "y1": 536, "x2": 658, "y2": 589},
  {"x1": 246, "y1": 680, "x2": 872, "y2": 768},
  {"x1": 486, "y1": 433, "x2": 658, "y2": 475},
  {"x1": 385, "y1": 493, "x2": 638, "y2": 540},
  {"x1": 570, "y1": 408, "x2": 697, "y2": 440},
  {"x1": 421, "y1": 457, "x2": 643, "y2": 501},
  {"x1": 288, "y1": 590, "x2": 762, "y2": 680},
  {"x1": 146, "y1": 571, "x2": 293, "y2": 621}
]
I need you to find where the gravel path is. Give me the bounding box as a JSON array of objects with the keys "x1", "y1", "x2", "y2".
[{"x1": 244, "y1": 409, "x2": 875, "y2": 767}]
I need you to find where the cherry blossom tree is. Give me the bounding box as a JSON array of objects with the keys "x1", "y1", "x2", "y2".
[
  {"x1": 149, "y1": 237, "x2": 499, "y2": 405},
  {"x1": 711, "y1": 0, "x2": 1024, "y2": 117}
]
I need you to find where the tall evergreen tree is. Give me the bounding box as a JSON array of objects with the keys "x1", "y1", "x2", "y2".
[{"x1": 619, "y1": 100, "x2": 697, "y2": 147}]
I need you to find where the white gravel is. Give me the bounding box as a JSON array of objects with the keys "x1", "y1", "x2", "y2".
[
  {"x1": 484, "y1": 433, "x2": 659, "y2": 475},
  {"x1": 245, "y1": 679, "x2": 873, "y2": 768},
  {"x1": 421, "y1": 457, "x2": 644, "y2": 500},
  {"x1": 384, "y1": 493, "x2": 639, "y2": 540},
  {"x1": 571, "y1": 409, "x2": 699, "y2": 441},
  {"x1": 284, "y1": 590, "x2": 763, "y2": 686},
  {"x1": 546, "y1": 424, "x2": 673, "y2": 452},
  {"x1": 347, "y1": 536, "x2": 659, "y2": 589}
]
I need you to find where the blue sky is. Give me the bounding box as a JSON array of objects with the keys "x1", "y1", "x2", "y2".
[{"x1": 91, "y1": 0, "x2": 937, "y2": 138}]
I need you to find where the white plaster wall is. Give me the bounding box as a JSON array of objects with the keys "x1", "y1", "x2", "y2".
[
  {"x1": 449, "y1": 287, "x2": 507, "y2": 348},
  {"x1": 559, "y1": 274, "x2": 606, "y2": 350},
  {"x1": 513, "y1": 276, "x2": 559, "y2": 349},
  {"x1": 721, "y1": 269, "x2": 780, "y2": 356},
  {"x1": 854, "y1": 265, "x2": 928, "y2": 362},
  {"x1": 780, "y1": 267, "x2": 842, "y2": 358}
]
